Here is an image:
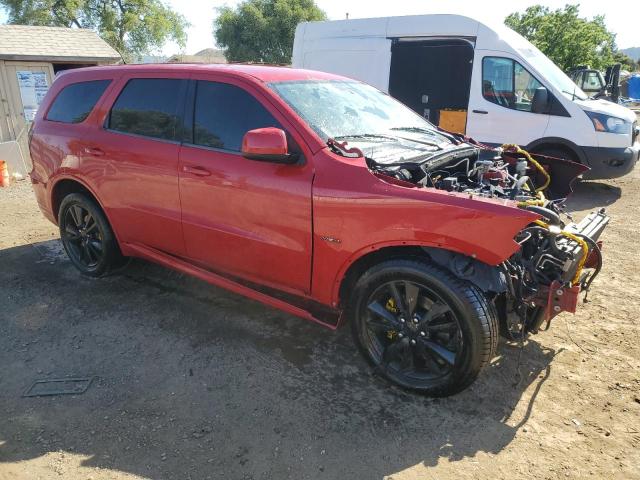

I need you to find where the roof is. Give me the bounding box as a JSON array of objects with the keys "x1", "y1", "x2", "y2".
[
  {"x1": 63, "y1": 63, "x2": 347, "y2": 83},
  {"x1": 294, "y1": 14, "x2": 522, "y2": 52},
  {"x1": 0, "y1": 25, "x2": 121, "y2": 62}
]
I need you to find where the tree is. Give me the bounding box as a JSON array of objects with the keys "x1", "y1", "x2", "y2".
[
  {"x1": 612, "y1": 51, "x2": 636, "y2": 72},
  {"x1": 505, "y1": 4, "x2": 618, "y2": 72},
  {"x1": 214, "y1": 0, "x2": 326, "y2": 64},
  {"x1": 0, "y1": 0, "x2": 188, "y2": 62}
]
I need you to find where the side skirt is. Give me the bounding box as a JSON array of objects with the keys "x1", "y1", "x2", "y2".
[{"x1": 124, "y1": 243, "x2": 340, "y2": 330}]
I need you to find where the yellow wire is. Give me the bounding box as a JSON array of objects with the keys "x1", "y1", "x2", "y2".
[
  {"x1": 534, "y1": 220, "x2": 589, "y2": 285},
  {"x1": 517, "y1": 199, "x2": 546, "y2": 207},
  {"x1": 502, "y1": 143, "x2": 551, "y2": 192}
]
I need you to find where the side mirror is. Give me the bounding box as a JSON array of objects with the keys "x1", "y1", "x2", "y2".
[
  {"x1": 241, "y1": 127, "x2": 298, "y2": 164},
  {"x1": 531, "y1": 87, "x2": 549, "y2": 114}
]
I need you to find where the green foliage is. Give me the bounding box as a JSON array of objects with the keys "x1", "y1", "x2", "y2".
[
  {"x1": 612, "y1": 51, "x2": 637, "y2": 72},
  {"x1": 0, "y1": 0, "x2": 188, "y2": 61},
  {"x1": 504, "y1": 4, "x2": 618, "y2": 72},
  {"x1": 214, "y1": 0, "x2": 326, "y2": 64}
]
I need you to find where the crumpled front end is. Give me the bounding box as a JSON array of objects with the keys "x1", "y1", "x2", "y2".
[
  {"x1": 366, "y1": 140, "x2": 610, "y2": 336},
  {"x1": 503, "y1": 208, "x2": 609, "y2": 336}
]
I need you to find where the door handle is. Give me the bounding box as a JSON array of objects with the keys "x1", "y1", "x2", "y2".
[
  {"x1": 472, "y1": 109, "x2": 488, "y2": 114},
  {"x1": 182, "y1": 165, "x2": 211, "y2": 176},
  {"x1": 84, "y1": 146, "x2": 105, "y2": 156}
]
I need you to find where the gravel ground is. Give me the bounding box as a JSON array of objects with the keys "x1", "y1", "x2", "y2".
[{"x1": 0, "y1": 167, "x2": 639, "y2": 479}]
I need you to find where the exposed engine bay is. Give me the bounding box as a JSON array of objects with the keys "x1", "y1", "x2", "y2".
[{"x1": 330, "y1": 137, "x2": 610, "y2": 340}]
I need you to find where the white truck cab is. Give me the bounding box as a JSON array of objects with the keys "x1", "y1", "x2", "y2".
[{"x1": 292, "y1": 14, "x2": 639, "y2": 179}]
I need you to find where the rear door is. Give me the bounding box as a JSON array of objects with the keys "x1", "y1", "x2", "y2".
[
  {"x1": 178, "y1": 76, "x2": 314, "y2": 294},
  {"x1": 388, "y1": 38, "x2": 474, "y2": 132},
  {"x1": 80, "y1": 74, "x2": 188, "y2": 256}
]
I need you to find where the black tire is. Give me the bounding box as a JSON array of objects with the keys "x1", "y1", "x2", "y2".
[
  {"x1": 58, "y1": 193, "x2": 124, "y2": 277},
  {"x1": 348, "y1": 259, "x2": 498, "y2": 396}
]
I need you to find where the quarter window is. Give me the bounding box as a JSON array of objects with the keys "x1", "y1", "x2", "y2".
[
  {"x1": 46, "y1": 80, "x2": 111, "y2": 124},
  {"x1": 109, "y1": 78, "x2": 184, "y2": 141},
  {"x1": 482, "y1": 57, "x2": 543, "y2": 112},
  {"x1": 193, "y1": 81, "x2": 280, "y2": 151}
]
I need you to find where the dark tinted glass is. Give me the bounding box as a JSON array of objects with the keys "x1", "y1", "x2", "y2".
[
  {"x1": 194, "y1": 81, "x2": 280, "y2": 151},
  {"x1": 109, "y1": 79, "x2": 183, "y2": 141},
  {"x1": 46, "y1": 80, "x2": 110, "y2": 123}
]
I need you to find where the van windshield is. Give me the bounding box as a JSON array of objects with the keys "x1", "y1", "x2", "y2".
[
  {"x1": 498, "y1": 25, "x2": 589, "y2": 101},
  {"x1": 519, "y1": 47, "x2": 588, "y2": 101},
  {"x1": 269, "y1": 80, "x2": 441, "y2": 141}
]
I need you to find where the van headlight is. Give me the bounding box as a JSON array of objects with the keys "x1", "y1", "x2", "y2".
[{"x1": 585, "y1": 111, "x2": 631, "y2": 134}]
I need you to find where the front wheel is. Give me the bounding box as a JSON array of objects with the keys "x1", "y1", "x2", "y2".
[{"x1": 348, "y1": 259, "x2": 498, "y2": 396}]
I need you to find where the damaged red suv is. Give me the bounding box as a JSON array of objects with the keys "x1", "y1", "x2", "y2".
[{"x1": 30, "y1": 65, "x2": 608, "y2": 396}]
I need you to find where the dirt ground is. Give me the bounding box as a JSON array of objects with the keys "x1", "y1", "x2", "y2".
[{"x1": 1, "y1": 165, "x2": 639, "y2": 479}]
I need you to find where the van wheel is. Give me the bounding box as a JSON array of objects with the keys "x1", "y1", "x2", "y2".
[
  {"x1": 58, "y1": 193, "x2": 124, "y2": 277},
  {"x1": 348, "y1": 259, "x2": 498, "y2": 396}
]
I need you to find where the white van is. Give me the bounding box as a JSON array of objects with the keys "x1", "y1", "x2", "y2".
[{"x1": 292, "y1": 14, "x2": 639, "y2": 179}]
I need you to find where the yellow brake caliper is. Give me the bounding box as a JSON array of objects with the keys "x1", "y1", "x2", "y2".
[{"x1": 385, "y1": 298, "x2": 398, "y2": 339}]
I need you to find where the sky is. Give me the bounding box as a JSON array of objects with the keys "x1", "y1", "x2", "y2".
[
  {"x1": 161, "y1": 0, "x2": 640, "y2": 56},
  {"x1": 0, "y1": 1, "x2": 637, "y2": 55}
]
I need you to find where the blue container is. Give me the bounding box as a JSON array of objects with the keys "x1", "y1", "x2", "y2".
[{"x1": 628, "y1": 75, "x2": 640, "y2": 100}]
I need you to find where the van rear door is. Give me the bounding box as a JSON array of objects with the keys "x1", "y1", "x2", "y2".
[{"x1": 388, "y1": 38, "x2": 474, "y2": 134}]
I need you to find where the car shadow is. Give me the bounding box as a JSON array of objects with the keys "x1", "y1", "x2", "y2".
[
  {"x1": 0, "y1": 240, "x2": 559, "y2": 478},
  {"x1": 565, "y1": 180, "x2": 622, "y2": 211}
]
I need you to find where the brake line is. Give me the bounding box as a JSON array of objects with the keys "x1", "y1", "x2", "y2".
[
  {"x1": 502, "y1": 143, "x2": 551, "y2": 193},
  {"x1": 534, "y1": 219, "x2": 589, "y2": 286}
]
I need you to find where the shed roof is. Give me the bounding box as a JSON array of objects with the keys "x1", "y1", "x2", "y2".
[{"x1": 0, "y1": 25, "x2": 121, "y2": 62}]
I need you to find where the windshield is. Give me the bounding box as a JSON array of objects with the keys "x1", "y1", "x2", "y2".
[
  {"x1": 269, "y1": 80, "x2": 439, "y2": 141},
  {"x1": 508, "y1": 37, "x2": 588, "y2": 101}
]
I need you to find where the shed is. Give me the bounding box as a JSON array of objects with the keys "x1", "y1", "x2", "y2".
[{"x1": 0, "y1": 25, "x2": 121, "y2": 174}]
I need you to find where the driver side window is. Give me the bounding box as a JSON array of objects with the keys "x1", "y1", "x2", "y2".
[{"x1": 482, "y1": 57, "x2": 543, "y2": 112}]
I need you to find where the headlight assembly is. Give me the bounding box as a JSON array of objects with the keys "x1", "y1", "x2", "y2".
[{"x1": 585, "y1": 111, "x2": 631, "y2": 134}]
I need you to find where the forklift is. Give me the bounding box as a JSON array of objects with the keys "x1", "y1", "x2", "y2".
[{"x1": 569, "y1": 64, "x2": 621, "y2": 102}]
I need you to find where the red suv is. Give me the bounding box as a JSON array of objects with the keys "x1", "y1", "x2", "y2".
[{"x1": 30, "y1": 64, "x2": 608, "y2": 396}]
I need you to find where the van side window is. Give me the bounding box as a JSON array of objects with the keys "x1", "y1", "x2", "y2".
[
  {"x1": 193, "y1": 81, "x2": 281, "y2": 151},
  {"x1": 46, "y1": 80, "x2": 111, "y2": 124},
  {"x1": 109, "y1": 79, "x2": 183, "y2": 141},
  {"x1": 482, "y1": 57, "x2": 543, "y2": 112}
]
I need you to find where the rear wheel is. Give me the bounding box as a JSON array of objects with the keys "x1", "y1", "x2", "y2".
[
  {"x1": 348, "y1": 259, "x2": 498, "y2": 396},
  {"x1": 58, "y1": 193, "x2": 124, "y2": 277}
]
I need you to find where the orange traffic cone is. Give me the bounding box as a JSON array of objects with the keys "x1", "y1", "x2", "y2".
[{"x1": 0, "y1": 160, "x2": 9, "y2": 187}]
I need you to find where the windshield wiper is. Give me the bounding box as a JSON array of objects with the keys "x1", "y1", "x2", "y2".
[
  {"x1": 392, "y1": 126, "x2": 461, "y2": 145},
  {"x1": 333, "y1": 133, "x2": 399, "y2": 141},
  {"x1": 390, "y1": 126, "x2": 437, "y2": 134}
]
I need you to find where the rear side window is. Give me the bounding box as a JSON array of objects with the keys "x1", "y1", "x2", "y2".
[
  {"x1": 46, "y1": 80, "x2": 111, "y2": 124},
  {"x1": 193, "y1": 81, "x2": 280, "y2": 151},
  {"x1": 109, "y1": 78, "x2": 184, "y2": 141}
]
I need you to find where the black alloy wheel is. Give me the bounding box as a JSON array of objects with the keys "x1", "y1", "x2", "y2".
[
  {"x1": 365, "y1": 279, "x2": 462, "y2": 382},
  {"x1": 350, "y1": 259, "x2": 498, "y2": 396},
  {"x1": 58, "y1": 193, "x2": 125, "y2": 277},
  {"x1": 63, "y1": 203, "x2": 103, "y2": 268}
]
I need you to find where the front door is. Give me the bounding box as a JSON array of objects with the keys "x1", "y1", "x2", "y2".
[
  {"x1": 178, "y1": 78, "x2": 313, "y2": 295},
  {"x1": 466, "y1": 53, "x2": 550, "y2": 146}
]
